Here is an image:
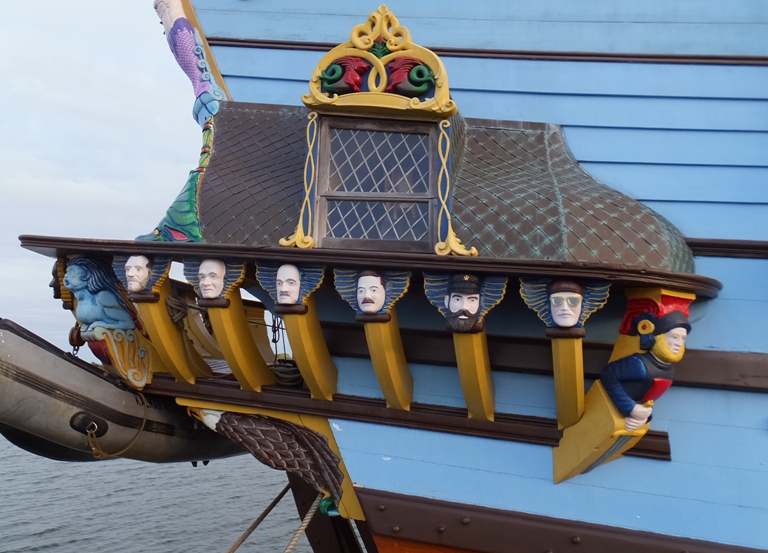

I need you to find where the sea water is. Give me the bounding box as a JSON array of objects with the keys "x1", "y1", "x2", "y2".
[{"x1": 0, "y1": 438, "x2": 312, "y2": 552}]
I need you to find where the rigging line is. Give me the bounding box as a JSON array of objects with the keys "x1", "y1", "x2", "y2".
[
  {"x1": 226, "y1": 482, "x2": 292, "y2": 553},
  {"x1": 284, "y1": 493, "x2": 323, "y2": 553}
]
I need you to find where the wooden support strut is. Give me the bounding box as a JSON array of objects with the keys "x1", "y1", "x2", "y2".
[
  {"x1": 452, "y1": 331, "x2": 495, "y2": 422},
  {"x1": 363, "y1": 309, "x2": 413, "y2": 411},
  {"x1": 136, "y1": 279, "x2": 213, "y2": 384},
  {"x1": 550, "y1": 337, "x2": 585, "y2": 429},
  {"x1": 282, "y1": 295, "x2": 338, "y2": 401},
  {"x1": 206, "y1": 292, "x2": 276, "y2": 391}
]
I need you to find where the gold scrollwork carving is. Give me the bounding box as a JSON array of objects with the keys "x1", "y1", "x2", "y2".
[
  {"x1": 302, "y1": 5, "x2": 456, "y2": 118},
  {"x1": 280, "y1": 112, "x2": 318, "y2": 248},
  {"x1": 94, "y1": 327, "x2": 151, "y2": 389},
  {"x1": 435, "y1": 120, "x2": 478, "y2": 256}
]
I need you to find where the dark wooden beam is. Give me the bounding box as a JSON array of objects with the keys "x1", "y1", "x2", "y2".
[
  {"x1": 18, "y1": 235, "x2": 722, "y2": 298},
  {"x1": 356, "y1": 489, "x2": 767, "y2": 553}
]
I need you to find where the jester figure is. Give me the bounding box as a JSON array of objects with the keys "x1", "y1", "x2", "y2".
[{"x1": 601, "y1": 302, "x2": 691, "y2": 431}]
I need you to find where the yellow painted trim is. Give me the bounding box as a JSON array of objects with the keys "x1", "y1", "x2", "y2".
[
  {"x1": 551, "y1": 337, "x2": 585, "y2": 429},
  {"x1": 280, "y1": 112, "x2": 318, "y2": 248},
  {"x1": 434, "y1": 119, "x2": 478, "y2": 256},
  {"x1": 282, "y1": 296, "x2": 337, "y2": 400},
  {"x1": 553, "y1": 381, "x2": 646, "y2": 483},
  {"x1": 452, "y1": 332, "x2": 495, "y2": 421},
  {"x1": 625, "y1": 287, "x2": 696, "y2": 303},
  {"x1": 206, "y1": 293, "x2": 276, "y2": 391},
  {"x1": 363, "y1": 310, "x2": 413, "y2": 410},
  {"x1": 179, "y1": 0, "x2": 232, "y2": 100},
  {"x1": 137, "y1": 279, "x2": 213, "y2": 383},
  {"x1": 56, "y1": 256, "x2": 73, "y2": 308},
  {"x1": 179, "y1": 398, "x2": 364, "y2": 521}
]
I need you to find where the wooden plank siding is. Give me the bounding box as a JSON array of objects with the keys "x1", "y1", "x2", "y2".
[
  {"x1": 329, "y1": 382, "x2": 768, "y2": 549},
  {"x1": 191, "y1": 0, "x2": 768, "y2": 55}
]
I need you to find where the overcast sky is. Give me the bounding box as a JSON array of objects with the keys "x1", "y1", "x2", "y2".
[{"x1": 2, "y1": 2, "x2": 203, "y2": 355}]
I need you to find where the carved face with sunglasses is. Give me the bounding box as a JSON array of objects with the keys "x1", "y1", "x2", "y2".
[{"x1": 547, "y1": 280, "x2": 584, "y2": 328}]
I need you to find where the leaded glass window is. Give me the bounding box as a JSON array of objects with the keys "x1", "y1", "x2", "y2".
[{"x1": 316, "y1": 118, "x2": 437, "y2": 251}]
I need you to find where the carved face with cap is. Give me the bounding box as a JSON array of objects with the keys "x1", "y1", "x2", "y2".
[
  {"x1": 356, "y1": 271, "x2": 386, "y2": 314},
  {"x1": 198, "y1": 259, "x2": 226, "y2": 299},
  {"x1": 444, "y1": 274, "x2": 481, "y2": 332},
  {"x1": 547, "y1": 280, "x2": 583, "y2": 328},
  {"x1": 650, "y1": 311, "x2": 691, "y2": 363},
  {"x1": 276, "y1": 264, "x2": 301, "y2": 305},
  {"x1": 125, "y1": 255, "x2": 151, "y2": 292}
]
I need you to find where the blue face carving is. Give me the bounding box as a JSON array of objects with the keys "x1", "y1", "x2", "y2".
[{"x1": 63, "y1": 265, "x2": 87, "y2": 291}]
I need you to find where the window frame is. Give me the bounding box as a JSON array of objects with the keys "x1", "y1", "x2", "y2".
[{"x1": 314, "y1": 116, "x2": 439, "y2": 253}]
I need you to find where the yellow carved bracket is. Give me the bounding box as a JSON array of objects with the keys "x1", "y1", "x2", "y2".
[
  {"x1": 363, "y1": 309, "x2": 413, "y2": 410},
  {"x1": 452, "y1": 331, "x2": 495, "y2": 421},
  {"x1": 282, "y1": 296, "x2": 338, "y2": 400}
]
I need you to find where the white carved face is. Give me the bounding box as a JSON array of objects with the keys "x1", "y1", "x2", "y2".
[
  {"x1": 356, "y1": 274, "x2": 386, "y2": 314},
  {"x1": 276, "y1": 264, "x2": 301, "y2": 305},
  {"x1": 125, "y1": 255, "x2": 150, "y2": 292},
  {"x1": 550, "y1": 292, "x2": 582, "y2": 327},
  {"x1": 198, "y1": 259, "x2": 226, "y2": 299},
  {"x1": 446, "y1": 293, "x2": 480, "y2": 315},
  {"x1": 665, "y1": 327, "x2": 688, "y2": 355}
]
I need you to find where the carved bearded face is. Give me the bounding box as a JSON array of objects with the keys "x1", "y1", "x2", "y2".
[
  {"x1": 357, "y1": 274, "x2": 386, "y2": 314},
  {"x1": 198, "y1": 259, "x2": 226, "y2": 299},
  {"x1": 125, "y1": 255, "x2": 151, "y2": 292},
  {"x1": 652, "y1": 326, "x2": 688, "y2": 363},
  {"x1": 276, "y1": 264, "x2": 301, "y2": 305},
  {"x1": 444, "y1": 292, "x2": 480, "y2": 332}
]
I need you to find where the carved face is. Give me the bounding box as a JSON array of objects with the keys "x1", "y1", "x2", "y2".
[
  {"x1": 63, "y1": 265, "x2": 87, "y2": 292},
  {"x1": 652, "y1": 326, "x2": 687, "y2": 363},
  {"x1": 444, "y1": 292, "x2": 480, "y2": 332},
  {"x1": 549, "y1": 292, "x2": 582, "y2": 327},
  {"x1": 125, "y1": 255, "x2": 151, "y2": 292},
  {"x1": 198, "y1": 259, "x2": 226, "y2": 299},
  {"x1": 276, "y1": 264, "x2": 301, "y2": 305},
  {"x1": 357, "y1": 274, "x2": 386, "y2": 314}
]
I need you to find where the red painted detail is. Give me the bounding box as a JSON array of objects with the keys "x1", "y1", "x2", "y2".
[
  {"x1": 386, "y1": 57, "x2": 423, "y2": 93},
  {"x1": 642, "y1": 378, "x2": 672, "y2": 403},
  {"x1": 87, "y1": 340, "x2": 112, "y2": 366},
  {"x1": 168, "y1": 228, "x2": 189, "y2": 241}
]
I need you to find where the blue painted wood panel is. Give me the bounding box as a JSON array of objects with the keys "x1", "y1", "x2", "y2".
[
  {"x1": 192, "y1": 0, "x2": 768, "y2": 55},
  {"x1": 563, "y1": 127, "x2": 768, "y2": 166},
  {"x1": 580, "y1": 164, "x2": 768, "y2": 203},
  {"x1": 334, "y1": 356, "x2": 558, "y2": 418},
  {"x1": 329, "y1": 385, "x2": 768, "y2": 549},
  {"x1": 640, "y1": 201, "x2": 768, "y2": 241},
  {"x1": 214, "y1": 47, "x2": 768, "y2": 100},
  {"x1": 212, "y1": 47, "x2": 768, "y2": 131}
]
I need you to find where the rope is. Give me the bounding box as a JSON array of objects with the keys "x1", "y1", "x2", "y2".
[
  {"x1": 86, "y1": 391, "x2": 149, "y2": 460},
  {"x1": 165, "y1": 290, "x2": 190, "y2": 327},
  {"x1": 283, "y1": 493, "x2": 323, "y2": 553},
  {"x1": 226, "y1": 483, "x2": 292, "y2": 553}
]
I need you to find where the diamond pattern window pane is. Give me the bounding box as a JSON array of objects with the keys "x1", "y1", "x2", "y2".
[
  {"x1": 329, "y1": 129, "x2": 430, "y2": 194},
  {"x1": 326, "y1": 200, "x2": 430, "y2": 241}
]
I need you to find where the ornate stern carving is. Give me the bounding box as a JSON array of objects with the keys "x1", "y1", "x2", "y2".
[
  {"x1": 521, "y1": 278, "x2": 610, "y2": 428},
  {"x1": 184, "y1": 258, "x2": 275, "y2": 391},
  {"x1": 255, "y1": 263, "x2": 337, "y2": 400},
  {"x1": 553, "y1": 287, "x2": 695, "y2": 483},
  {"x1": 303, "y1": 5, "x2": 456, "y2": 118},
  {"x1": 425, "y1": 273, "x2": 507, "y2": 421},
  {"x1": 64, "y1": 257, "x2": 162, "y2": 389},
  {"x1": 335, "y1": 269, "x2": 413, "y2": 410}
]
